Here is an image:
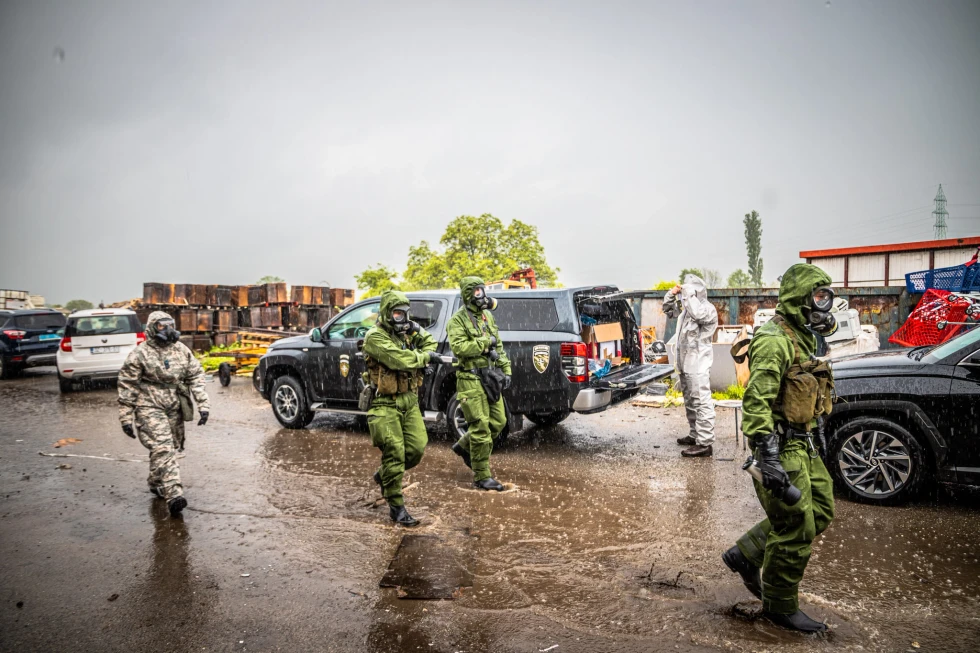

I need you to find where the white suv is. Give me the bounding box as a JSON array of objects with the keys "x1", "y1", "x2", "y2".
[{"x1": 56, "y1": 309, "x2": 145, "y2": 392}]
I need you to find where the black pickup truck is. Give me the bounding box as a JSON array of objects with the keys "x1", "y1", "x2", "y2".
[{"x1": 256, "y1": 286, "x2": 672, "y2": 437}]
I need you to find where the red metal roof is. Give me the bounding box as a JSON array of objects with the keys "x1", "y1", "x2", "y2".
[{"x1": 800, "y1": 235, "x2": 980, "y2": 259}]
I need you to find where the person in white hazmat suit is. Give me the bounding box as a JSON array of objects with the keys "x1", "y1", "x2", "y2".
[{"x1": 664, "y1": 274, "x2": 718, "y2": 457}]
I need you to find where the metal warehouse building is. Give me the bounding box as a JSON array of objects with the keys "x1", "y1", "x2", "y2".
[{"x1": 800, "y1": 235, "x2": 980, "y2": 287}]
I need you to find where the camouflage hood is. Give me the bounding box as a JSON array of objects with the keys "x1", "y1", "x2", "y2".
[
  {"x1": 378, "y1": 290, "x2": 411, "y2": 333},
  {"x1": 775, "y1": 263, "x2": 833, "y2": 347},
  {"x1": 460, "y1": 276, "x2": 485, "y2": 313},
  {"x1": 145, "y1": 311, "x2": 176, "y2": 346}
]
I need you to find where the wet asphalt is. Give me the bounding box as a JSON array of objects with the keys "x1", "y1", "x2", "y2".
[{"x1": 1, "y1": 368, "x2": 979, "y2": 653}]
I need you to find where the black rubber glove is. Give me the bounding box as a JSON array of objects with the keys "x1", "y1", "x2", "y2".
[
  {"x1": 122, "y1": 423, "x2": 136, "y2": 439},
  {"x1": 197, "y1": 411, "x2": 209, "y2": 426},
  {"x1": 755, "y1": 432, "x2": 789, "y2": 493},
  {"x1": 488, "y1": 336, "x2": 497, "y2": 348},
  {"x1": 428, "y1": 351, "x2": 443, "y2": 365},
  {"x1": 503, "y1": 375, "x2": 512, "y2": 390},
  {"x1": 488, "y1": 349, "x2": 499, "y2": 362}
]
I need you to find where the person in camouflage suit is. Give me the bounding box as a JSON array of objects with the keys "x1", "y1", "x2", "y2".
[
  {"x1": 118, "y1": 311, "x2": 210, "y2": 517},
  {"x1": 447, "y1": 276, "x2": 512, "y2": 491},
  {"x1": 363, "y1": 290, "x2": 440, "y2": 527}
]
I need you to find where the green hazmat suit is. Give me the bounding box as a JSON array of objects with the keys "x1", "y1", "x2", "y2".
[
  {"x1": 735, "y1": 263, "x2": 836, "y2": 615},
  {"x1": 447, "y1": 276, "x2": 512, "y2": 482},
  {"x1": 363, "y1": 290, "x2": 437, "y2": 508}
]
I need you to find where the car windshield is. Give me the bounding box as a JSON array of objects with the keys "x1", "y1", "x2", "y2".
[
  {"x1": 14, "y1": 313, "x2": 67, "y2": 330},
  {"x1": 922, "y1": 326, "x2": 980, "y2": 363},
  {"x1": 66, "y1": 315, "x2": 139, "y2": 337}
]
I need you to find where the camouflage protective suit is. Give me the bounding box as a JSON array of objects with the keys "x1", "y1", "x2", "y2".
[
  {"x1": 363, "y1": 291, "x2": 437, "y2": 508},
  {"x1": 118, "y1": 311, "x2": 210, "y2": 501},
  {"x1": 735, "y1": 264, "x2": 836, "y2": 615},
  {"x1": 447, "y1": 277, "x2": 512, "y2": 482}
]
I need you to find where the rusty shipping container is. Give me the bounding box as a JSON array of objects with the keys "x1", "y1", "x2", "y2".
[{"x1": 636, "y1": 287, "x2": 919, "y2": 350}]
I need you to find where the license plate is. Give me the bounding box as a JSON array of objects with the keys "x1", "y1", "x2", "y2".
[
  {"x1": 91, "y1": 346, "x2": 120, "y2": 355},
  {"x1": 39, "y1": 334, "x2": 60, "y2": 341}
]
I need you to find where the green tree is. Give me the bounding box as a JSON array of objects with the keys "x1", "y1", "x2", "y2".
[
  {"x1": 652, "y1": 280, "x2": 678, "y2": 291},
  {"x1": 743, "y1": 210, "x2": 764, "y2": 286},
  {"x1": 256, "y1": 275, "x2": 284, "y2": 284},
  {"x1": 65, "y1": 299, "x2": 93, "y2": 312},
  {"x1": 678, "y1": 267, "x2": 705, "y2": 283},
  {"x1": 701, "y1": 269, "x2": 722, "y2": 288},
  {"x1": 355, "y1": 264, "x2": 402, "y2": 299},
  {"x1": 726, "y1": 269, "x2": 753, "y2": 288},
  {"x1": 368, "y1": 214, "x2": 560, "y2": 291}
]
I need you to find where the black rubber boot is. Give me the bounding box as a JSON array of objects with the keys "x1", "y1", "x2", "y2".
[
  {"x1": 676, "y1": 435, "x2": 696, "y2": 446},
  {"x1": 167, "y1": 496, "x2": 187, "y2": 517},
  {"x1": 722, "y1": 545, "x2": 762, "y2": 599},
  {"x1": 451, "y1": 442, "x2": 472, "y2": 469},
  {"x1": 474, "y1": 478, "x2": 505, "y2": 491},
  {"x1": 389, "y1": 505, "x2": 419, "y2": 527},
  {"x1": 764, "y1": 609, "x2": 828, "y2": 633},
  {"x1": 373, "y1": 470, "x2": 382, "y2": 487},
  {"x1": 681, "y1": 444, "x2": 713, "y2": 457}
]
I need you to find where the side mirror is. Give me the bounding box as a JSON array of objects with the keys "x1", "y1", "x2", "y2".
[{"x1": 309, "y1": 327, "x2": 322, "y2": 343}]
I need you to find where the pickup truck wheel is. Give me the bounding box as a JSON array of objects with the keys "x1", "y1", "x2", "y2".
[
  {"x1": 252, "y1": 368, "x2": 261, "y2": 392},
  {"x1": 526, "y1": 410, "x2": 570, "y2": 428},
  {"x1": 445, "y1": 394, "x2": 469, "y2": 442},
  {"x1": 830, "y1": 417, "x2": 928, "y2": 506},
  {"x1": 271, "y1": 376, "x2": 315, "y2": 429}
]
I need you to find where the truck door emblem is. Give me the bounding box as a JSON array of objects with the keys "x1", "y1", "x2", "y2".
[
  {"x1": 533, "y1": 345, "x2": 550, "y2": 373},
  {"x1": 339, "y1": 354, "x2": 350, "y2": 378}
]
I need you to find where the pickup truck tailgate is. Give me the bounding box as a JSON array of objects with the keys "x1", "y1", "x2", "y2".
[{"x1": 592, "y1": 363, "x2": 673, "y2": 389}]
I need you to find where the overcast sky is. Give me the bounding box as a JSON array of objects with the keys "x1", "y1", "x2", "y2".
[{"x1": 2, "y1": 0, "x2": 979, "y2": 304}]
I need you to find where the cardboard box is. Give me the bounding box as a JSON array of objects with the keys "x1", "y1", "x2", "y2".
[
  {"x1": 582, "y1": 322, "x2": 625, "y2": 344},
  {"x1": 598, "y1": 340, "x2": 620, "y2": 361}
]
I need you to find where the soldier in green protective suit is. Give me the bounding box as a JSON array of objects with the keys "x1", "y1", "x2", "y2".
[
  {"x1": 447, "y1": 276, "x2": 512, "y2": 491},
  {"x1": 722, "y1": 264, "x2": 839, "y2": 633},
  {"x1": 363, "y1": 290, "x2": 440, "y2": 526}
]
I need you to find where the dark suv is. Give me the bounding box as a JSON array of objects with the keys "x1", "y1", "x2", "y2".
[
  {"x1": 827, "y1": 325, "x2": 980, "y2": 505},
  {"x1": 256, "y1": 286, "x2": 672, "y2": 436},
  {"x1": 0, "y1": 309, "x2": 68, "y2": 379}
]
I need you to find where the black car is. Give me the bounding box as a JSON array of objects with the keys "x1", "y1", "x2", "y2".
[
  {"x1": 827, "y1": 325, "x2": 980, "y2": 504},
  {"x1": 256, "y1": 286, "x2": 673, "y2": 436},
  {"x1": 0, "y1": 309, "x2": 68, "y2": 379}
]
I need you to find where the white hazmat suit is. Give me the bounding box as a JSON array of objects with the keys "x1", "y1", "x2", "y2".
[{"x1": 664, "y1": 275, "x2": 718, "y2": 446}]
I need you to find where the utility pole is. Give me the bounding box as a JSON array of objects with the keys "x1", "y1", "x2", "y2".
[{"x1": 932, "y1": 184, "x2": 948, "y2": 239}]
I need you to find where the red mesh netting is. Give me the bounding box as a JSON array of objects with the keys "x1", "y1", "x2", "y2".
[{"x1": 889, "y1": 289, "x2": 972, "y2": 347}]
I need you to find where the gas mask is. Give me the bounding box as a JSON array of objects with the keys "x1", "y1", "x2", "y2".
[
  {"x1": 390, "y1": 305, "x2": 412, "y2": 334},
  {"x1": 806, "y1": 286, "x2": 838, "y2": 336},
  {"x1": 154, "y1": 319, "x2": 180, "y2": 346},
  {"x1": 471, "y1": 286, "x2": 497, "y2": 311}
]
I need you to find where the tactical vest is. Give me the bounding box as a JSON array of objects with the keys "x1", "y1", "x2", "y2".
[
  {"x1": 364, "y1": 344, "x2": 424, "y2": 396},
  {"x1": 732, "y1": 315, "x2": 835, "y2": 427}
]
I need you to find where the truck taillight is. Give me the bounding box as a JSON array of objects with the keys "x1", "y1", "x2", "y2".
[
  {"x1": 60, "y1": 337, "x2": 72, "y2": 352},
  {"x1": 136, "y1": 332, "x2": 146, "y2": 345},
  {"x1": 560, "y1": 342, "x2": 589, "y2": 383},
  {"x1": 3, "y1": 329, "x2": 26, "y2": 340}
]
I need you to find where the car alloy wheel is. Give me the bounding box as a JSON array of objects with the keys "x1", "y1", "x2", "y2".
[
  {"x1": 837, "y1": 429, "x2": 912, "y2": 498},
  {"x1": 274, "y1": 384, "x2": 300, "y2": 422},
  {"x1": 452, "y1": 401, "x2": 468, "y2": 441}
]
